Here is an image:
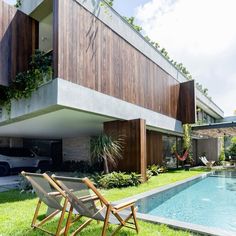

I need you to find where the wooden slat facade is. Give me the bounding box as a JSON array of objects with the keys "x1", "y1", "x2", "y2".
[
  {"x1": 53, "y1": 0, "x2": 195, "y2": 123},
  {"x1": 178, "y1": 80, "x2": 196, "y2": 124},
  {"x1": 147, "y1": 130, "x2": 163, "y2": 166},
  {"x1": 0, "y1": 0, "x2": 38, "y2": 86},
  {"x1": 104, "y1": 119, "x2": 147, "y2": 180}
]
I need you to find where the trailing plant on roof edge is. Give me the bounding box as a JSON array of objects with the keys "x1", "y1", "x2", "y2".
[
  {"x1": 0, "y1": 50, "x2": 52, "y2": 115},
  {"x1": 15, "y1": 0, "x2": 22, "y2": 8}
]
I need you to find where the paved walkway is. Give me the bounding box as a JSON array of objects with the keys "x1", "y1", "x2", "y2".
[{"x1": 0, "y1": 175, "x2": 20, "y2": 192}]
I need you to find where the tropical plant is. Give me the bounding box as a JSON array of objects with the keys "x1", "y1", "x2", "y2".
[
  {"x1": 183, "y1": 124, "x2": 191, "y2": 151},
  {"x1": 218, "y1": 137, "x2": 226, "y2": 161},
  {"x1": 147, "y1": 164, "x2": 159, "y2": 176},
  {"x1": 90, "y1": 134, "x2": 124, "y2": 174}
]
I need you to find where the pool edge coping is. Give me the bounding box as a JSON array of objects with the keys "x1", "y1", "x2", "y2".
[{"x1": 114, "y1": 171, "x2": 235, "y2": 236}]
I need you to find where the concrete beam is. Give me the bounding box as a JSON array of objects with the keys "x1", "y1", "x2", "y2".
[{"x1": 0, "y1": 79, "x2": 183, "y2": 135}]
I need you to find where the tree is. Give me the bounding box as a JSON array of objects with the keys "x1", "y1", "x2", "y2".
[
  {"x1": 228, "y1": 136, "x2": 236, "y2": 158},
  {"x1": 90, "y1": 134, "x2": 124, "y2": 174}
]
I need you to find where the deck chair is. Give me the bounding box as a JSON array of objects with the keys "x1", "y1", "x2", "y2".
[
  {"x1": 21, "y1": 172, "x2": 70, "y2": 236},
  {"x1": 51, "y1": 175, "x2": 139, "y2": 236},
  {"x1": 199, "y1": 156, "x2": 215, "y2": 168}
]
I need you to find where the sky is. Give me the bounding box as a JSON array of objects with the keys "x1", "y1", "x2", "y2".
[{"x1": 5, "y1": 0, "x2": 236, "y2": 116}]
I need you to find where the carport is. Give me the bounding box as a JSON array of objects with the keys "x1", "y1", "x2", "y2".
[
  {"x1": 192, "y1": 120, "x2": 236, "y2": 138},
  {"x1": 192, "y1": 118, "x2": 236, "y2": 163}
]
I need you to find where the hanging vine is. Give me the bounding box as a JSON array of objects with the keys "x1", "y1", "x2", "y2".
[{"x1": 0, "y1": 50, "x2": 52, "y2": 115}]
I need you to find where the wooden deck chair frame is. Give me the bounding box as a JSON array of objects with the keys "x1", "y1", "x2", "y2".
[
  {"x1": 21, "y1": 172, "x2": 71, "y2": 236},
  {"x1": 52, "y1": 175, "x2": 139, "y2": 236}
]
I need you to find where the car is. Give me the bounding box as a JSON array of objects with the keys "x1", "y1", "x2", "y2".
[{"x1": 0, "y1": 148, "x2": 52, "y2": 176}]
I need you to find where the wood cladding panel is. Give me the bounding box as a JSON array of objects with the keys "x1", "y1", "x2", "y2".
[
  {"x1": 54, "y1": 0, "x2": 195, "y2": 123},
  {"x1": 147, "y1": 131, "x2": 163, "y2": 165},
  {"x1": 0, "y1": 0, "x2": 38, "y2": 86},
  {"x1": 104, "y1": 119, "x2": 147, "y2": 180},
  {"x1": 178, "y1": 80, "x2": 196, "y2": 124}
]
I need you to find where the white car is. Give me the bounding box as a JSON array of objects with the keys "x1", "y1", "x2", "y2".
[{"x1": 0, "y1": 148, "x2": 52, "y2": 176}]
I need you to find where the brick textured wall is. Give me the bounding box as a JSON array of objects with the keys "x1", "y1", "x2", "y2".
[{"x1": 0, "y1": 137, "x2": 9, "y2": 147}]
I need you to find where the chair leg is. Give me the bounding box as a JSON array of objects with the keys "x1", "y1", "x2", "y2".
[
  {"x1": 31, "y1": 199, "x2": 42, "y2": 228},
  {"x1": 55, "y1": 198, "x2": 69, "y2": 236},
  {"x1": 102, "y1": 205, "x2": 111, "y2": 236},
  {"x1": 36, "y1": 210, "x2": 60, "y2": 228},
  {"x1": 131, "y1": 206, "x2": 139, "y2": 233},
  {"x1": 63, "y1": 205, "x2": 73, "y2": 236},
  {"x1": 111, "y1": 207, "x2": 139, "y2": 236},
  {"x1": 72, "y1": 218, "x2": 93, "y2": 236}
]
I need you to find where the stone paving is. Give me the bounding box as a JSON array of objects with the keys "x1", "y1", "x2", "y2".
[{"x1": 0, "y1": 175, "x2": 20, "y2": 192}]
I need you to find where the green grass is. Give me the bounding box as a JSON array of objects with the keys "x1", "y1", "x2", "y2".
[{"x1": 0, "y1": 169, "x2": 206, "y2": 236}]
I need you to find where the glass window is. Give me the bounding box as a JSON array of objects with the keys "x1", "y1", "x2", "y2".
[{"x1": 163, "y1": 136, "x2": 178, "y2": 168}]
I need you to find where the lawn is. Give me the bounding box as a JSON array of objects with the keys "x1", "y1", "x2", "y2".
[{"x1": 0, "y1": 169, "x2": 206, "y2": 236}]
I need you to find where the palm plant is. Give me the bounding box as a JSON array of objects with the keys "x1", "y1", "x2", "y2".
[{"x1": 90, "y1": 134, "x2": 124, "y2": 174}]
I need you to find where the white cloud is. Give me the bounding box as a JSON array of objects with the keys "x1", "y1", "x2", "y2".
[
  {"x1": 136, "y1": 0, "x2": 236, "y2": 116},
  {"x1": 3, "y1": 0, "x2": 16, "y2": 5}
]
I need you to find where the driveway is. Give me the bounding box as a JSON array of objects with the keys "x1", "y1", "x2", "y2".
[{"x1": 0, "y1": 175, "x2": 20, "y2": 192}]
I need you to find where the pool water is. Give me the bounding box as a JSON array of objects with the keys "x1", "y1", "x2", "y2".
[{"x1": 138, "y1": 172, "x2": 236, "y2": 232}]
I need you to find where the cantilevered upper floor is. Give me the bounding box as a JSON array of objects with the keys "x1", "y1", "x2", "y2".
[{"x1": 0, "y1": 0, "x2": 223, "y2": 135}]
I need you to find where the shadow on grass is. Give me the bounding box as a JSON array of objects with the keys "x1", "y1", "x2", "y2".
[
  {"x1": 0, "y1": 189, "x2": 36, "y2": 204},
  {"x1": 12, "y1": 218, "x2": 137, "y2": 236}
]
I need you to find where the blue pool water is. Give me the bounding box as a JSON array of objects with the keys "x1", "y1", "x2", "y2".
[{"x1": 137, "y1": 172, "x2": 236, "y2": 232}]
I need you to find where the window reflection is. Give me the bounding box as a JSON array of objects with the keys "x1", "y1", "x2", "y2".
[{"x1": 162, "y1": 135, "x2": 182, "y2": 168}]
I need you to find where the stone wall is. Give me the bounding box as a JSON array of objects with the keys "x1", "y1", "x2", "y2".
[
  {"x1": 0, "y1": 137, "x2": 9, "y2": 147},
  {"x1": 62, "y1": 137, "x2": 91, "y2": 162},
  {"x1": 0, "y1": 137, "x2": 23, "y2": 148}
]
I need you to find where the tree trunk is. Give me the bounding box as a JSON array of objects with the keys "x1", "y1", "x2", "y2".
[{"x1": 103, "y1": 157, "x2": 109, "y2": 174}]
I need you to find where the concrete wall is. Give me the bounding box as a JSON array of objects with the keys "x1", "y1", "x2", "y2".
[
  {"x1": 39, "y1": 13, "x2": 52, "y2": 52},
  {"x1": 197, "y1": 138, "x2": 220, "y2": 163},
  {"x1": 62, "y1": 137, "x2": 91, "y2": 162}
]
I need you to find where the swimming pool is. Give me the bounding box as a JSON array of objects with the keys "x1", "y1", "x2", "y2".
[{"x1": 120, "y1": 171, "x2": 236, "y2": 236}]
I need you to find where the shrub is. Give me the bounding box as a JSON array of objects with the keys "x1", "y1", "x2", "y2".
[
  {"x1": 97, "y1": 171, "x2": 141, "y2": 189},
  {"x1": 148, "y1": 164, "x2": 159, "y2": 176},
  {"x1": 18, "y1": 170, "x2": 41, "y2": 193},
  {"x1": 219, "y1": 149, "x2": 225, "y2": 162},
  {"x1": 19, "y1": 174, "x2": 33, "y2": 193}
]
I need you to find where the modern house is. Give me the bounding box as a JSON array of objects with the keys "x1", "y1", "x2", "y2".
[{"x1": 0, "y1": 0, "x2": 225, "y2": 178}]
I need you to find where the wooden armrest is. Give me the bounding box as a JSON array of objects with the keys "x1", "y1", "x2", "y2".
[
  {"x1": 81, "y1": 195, "x2": 100, "y2": 203},
  {"x1": 112, "y1": 199, "x2": 137, "y2": 212},
  {"x1": 48, "y1": 188, "x2": 73, "y2": 196},
  {"x1": 48, "y1": 191, "x2": 63, "y2": 196}
]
